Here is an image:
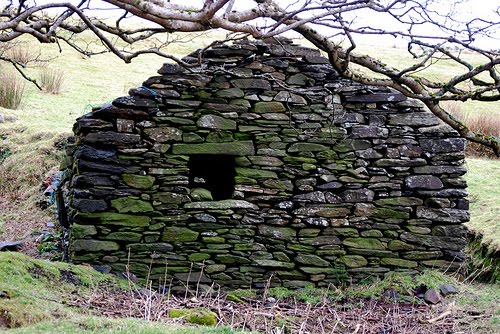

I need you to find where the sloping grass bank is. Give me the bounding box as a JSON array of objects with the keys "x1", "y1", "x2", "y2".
[
  {"x1": 464, "y1": 158, "x2": 500, "y2": 283},
  {"x1": 0, "y1": 252, "x2": 240, "y2": 333}
]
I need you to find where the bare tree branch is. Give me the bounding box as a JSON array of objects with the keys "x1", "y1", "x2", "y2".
[{"x1": 0, "y1": 0, "x2": 498, "y2": 154}]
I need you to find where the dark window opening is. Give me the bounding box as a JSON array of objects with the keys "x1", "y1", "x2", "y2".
[{"x1": 188, "y1": 155, "x2": 236, "y2": 200}]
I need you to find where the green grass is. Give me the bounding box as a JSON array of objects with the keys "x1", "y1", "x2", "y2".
[
  {"x1": 465, "y1": 158, "x2": 500, "y2": 251},
  {"x1": 0, "y1": 252, "x2": 243, "y2": 334},
  {"x1": 464, "y1": 158, "x2": 500, "y2": 283},
  {"x1": 0, "y1": 252, "x2": 123, "y2": 328},
  {"x1": 6, "y1": 317, "x2": 240, "y2": 334}
]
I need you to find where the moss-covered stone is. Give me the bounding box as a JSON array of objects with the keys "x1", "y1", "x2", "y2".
[
  {"x1": 283, "y1": 156, "x2": 317, "y2": 164},
  {"x1": 380, "y1": 258, "x2": 418, "y2": 268},
  {"x1": 300, "y1": 267, "x2": 337, "y2": 275},
  {"x1": 234, "y1": 243, "x2": 265, "y2": 251},
  {"x1": 127, "y1": 243, "x2": 173, "y2": 252},
  {"x1": 288, "y1": 143, "x2": 329, "y2": 152},
  {"x1": 262, "y1": 179, "x2": 293, "y2": 191},
  {"x1": 406, "y1": 226, "x2": 431, "y2": 234},
  {"x1": 216, "y1": 254, "x2": 251, "y2": 264},
  {"x1": 197, "y1": 114, "x2": 236, "y2": 130},
  {"x1": 298, "y1": 229, "x2": 320, "y2": 237},
  {"x1": 188, "y1": 253, "x2": 211, "y2": 262},
  {"x1": 374, "y1": 197, "x2": 423, "y2": 206},
  {"x1": 253, "y1": 259, "x2": 295, "y2": 269},
  {"x1": 111, "y1": 197, "x2": 154, "y2": 213},
  {"x1": 329, "y1": 228, "x2": 359, "y2": 237},
  {"x1": 254, "y1": 101, "x2": 286, "y2": 113},
  {"x1": 387, "y1": 240, "x2": 415, "y2": 251},
  {"x1": 258, "y1": 225, "x2": 296, "y2": 241},
  {"x1": 75, "y1": 212, "x2": 151, "y2": 227},
  {"x1": 216, "y1": 87, "x2": 244, "y2": 98},
  {"x1": 72, "y1": 239, "x2": 120, "y2": 252},
  {"x1": 360, "y1": 230, "x2": 383, "y2": 238},
  {"x1": 185, "y1": 200, "x2": 258, "y2": 210},
  {"x1": 402, "y1": 250, "x2": 442, "y2": 260},
  {"x1": 229, "y1": 228, "x2": 255, "y2": 236},
  {"x1": 205, "y1": 264, "x2": 226, "y2": 274},
  {"x1": 105, "y1": 232, "x2": 142, "y2": 242},
  {"x1": 162, "y1": 227, "x2": 199, "y2": 242},
  {"x1": 234, "y1": 176, "x2": 258, "y2": 185},
  {"x1": 152, "y1": 192, "x2": 189, "y2": 205},
  {"x1": 206, "y1": 132, "x2": 234, "y2": 143},
  {"x1": 172, "y1": 141, "x2": 255, "y2": 156},
  {"x1": 71, "y1": 224, "x2": 97, "y2": 239},
  {"x1": 202, "y1": 236, "x2": 225, "y2": 243},
  {"x1": 343, "y1": 238, "x2": 386, "y2": 250},
  {"x1": 295, "y1": 254, "x2": 330, "y2": 267},
  {"x1": 287, "y1": 244, "x2": 315, "y2": 252},
  {"x1": 236, "y1": 167, "x2": 278, "y2": 179},
  {"x1": 122, "y1": 174, "x2": 155, "y2": 189},
  {"x1": 372, "y1": 208, "x2": 410, "y2": 219},
  {"x1": 144, "y1": 127, "x2": 182, "y2": 142},
  {"x1": 339, "y1": 255, "x2": 368, "y2": 268},
  {"x1": 190, "y1": 188, "x2": 213, "y2": 201},
  {"x1": 169, "y1": 308, "x2": 217, "y2": 326}
]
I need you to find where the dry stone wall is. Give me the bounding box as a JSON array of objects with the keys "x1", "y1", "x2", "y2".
[{"x1": 67, "y1": 39, "x2": 469, "y2": 289}]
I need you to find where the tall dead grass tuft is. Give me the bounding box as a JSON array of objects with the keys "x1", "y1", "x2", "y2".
[
  {"x1": 2, "y1": 42, "x2": 39, "y2": 66},
  {"x1": 0, "y1": 71, "x2": 25, "y2": 109},
  {"x1": 444, "y1": 101, "x2": 500, "y2": 158},
  {"x1": 40, "y1": 67, "x2": 65, "y2": 94}
]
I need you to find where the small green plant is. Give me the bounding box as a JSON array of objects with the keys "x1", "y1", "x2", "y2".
[
  {"x1": 0, "y1": 71, "x2": 25, "y2": 109},
  {"x1": 37, "y1": 231, "x2": 62, "y2": 260},
  {"x1": 0, "y1": 147, "x2": 11, "y2": 162},
  {"x1": 40, "y1": 67, "x2": 64, "y2": 94}
]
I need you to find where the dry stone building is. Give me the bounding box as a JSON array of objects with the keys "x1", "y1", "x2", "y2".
[{"x1": 66, "y1": 39, "x2": 469, "y2": 289}]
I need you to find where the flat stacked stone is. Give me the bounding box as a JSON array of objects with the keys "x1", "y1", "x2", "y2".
[{"x1": 66, "y1": 39, "x2": 469, "y2": 289}]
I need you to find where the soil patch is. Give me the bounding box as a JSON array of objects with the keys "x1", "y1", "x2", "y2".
[{"x1": 76, "y1": 289, "x2": 493, "y2": 333}]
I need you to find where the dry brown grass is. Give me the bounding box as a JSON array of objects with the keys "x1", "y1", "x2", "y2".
[
  {"x1": 1, "y1": 42, "x2": 40, "y2": 66},
  {"x1": 40, "y1": 67, "x2": 65, "y2": 94},
  {"x1": 0, "y1": 71, "x2": 25, "y2": 109},
  {"x1": 0, "y1": 196, "x2": 48, "y2": 244},
  {"x1": 443, "y1": 101, "x2": 500, "y2": 158},
  {"x1": 78, "y1": 285, "x2": 497, "y2": 334}
]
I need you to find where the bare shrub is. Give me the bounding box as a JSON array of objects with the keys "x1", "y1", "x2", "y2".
[
  {"x1": 0, "y1": 71, "x2": 25, "y2": 109},
  {"x1": 444, "y1": 101, "x2": 500, "y2": 158},
  {"x1": 40, "y1": 67, "x2": 64, "y2": 94}
]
